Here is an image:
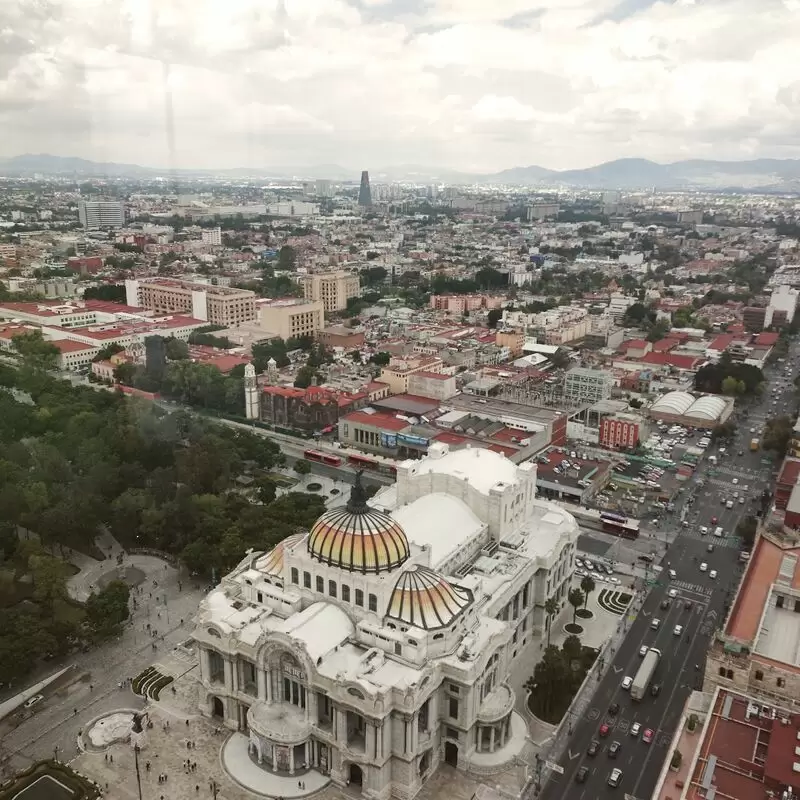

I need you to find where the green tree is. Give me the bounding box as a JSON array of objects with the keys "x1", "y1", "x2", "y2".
[
  {"x1": 369, "y1": 352, "x2": 391, "y2": 367},
  {"x1": 93, "y1": 342, "x2": 125, "y2": 362},
  {"x1": 568, "y1": 588, "x2": 585, "y2": 625},
  {"x1": 736, "y1": 516, "x2": 758, "y2": 549},
  {"x1": 762, "y1": 415, "x2": 793, "y2": 455},
  {"x1": 294, "y1": 459, "x2": 312, "y2": 476},
  {"x1": 254, "y1": 477, "x2": 277, "y2": 504},
  {"x1": 580, "y1": 575, "x2": 596, "y2": 610},
  {"x1": 486, "y1": 308, "x2": 503, "y2": 328},
  {"x1": 721, "y1": 376, "x2": 745, "y2": 396},
  {"x1": 277, "y1": 245, "x2": 296, "y2": 270},
  {"x1": 544, "y1": 596, "x2": 559, "y2": 649},
  {"x1": 83, "y1": 284, "x2": 126, "y2": 303},
  {"x1": 85, "y1": 580, "x2": 130, "y2": 640},
  {"x1": 294, "y1": 366, "x2": 316, "y2": 388},
  {"x1": 165, "y1": 337, "x2": 190, "y2": 361},
  {"x1": 12, "y1": 330, "x2": 59, "y2": 372}
]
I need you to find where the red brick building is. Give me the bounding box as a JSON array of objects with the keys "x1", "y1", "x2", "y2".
[{"x1": 599, "y1": 415, "x2": 641, "y2": 449}]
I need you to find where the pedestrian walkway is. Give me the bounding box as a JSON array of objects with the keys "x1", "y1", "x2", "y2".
[{"x1": 677, "y1": 529, "x2": 741, "y2": 549}]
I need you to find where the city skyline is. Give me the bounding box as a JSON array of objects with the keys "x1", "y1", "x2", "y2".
[{"x1": 2, "y1": 0, "x2": 800, "y2": 173}]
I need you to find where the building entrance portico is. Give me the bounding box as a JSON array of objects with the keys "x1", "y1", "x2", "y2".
[{"x1": 247, "y1": 701, "x2": 313, "y2": 775}]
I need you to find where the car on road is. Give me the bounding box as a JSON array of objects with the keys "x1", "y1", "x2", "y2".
[
  {"x1": 685, "y1": 600, "x2": 693, "y2": 610},
  {"x1": 609, "y1": 702, "x2": 620, "y2": 715},
  {"x1": 707, "y1": 543, "x2": 715, "y2": 552},
  {"x1": 642, "y1": 728, "x2": 654, "y2": 744},
  {"x1": 700, "y1": 526, "x2": 709, "y2": 535},
  {"x1": 669, "y1": 588, "x2": 678, "y2": 598},
  {"x1": 599, "y1": 723, "x2": 611, "y2": 737},
  {"x1": 668, "y1": 569, "x2": 677, "y2": 579},
  {"x1": 651, "y1": 683, "x2": 662, "y2": 697},
  {"x1": 575, "y1": 766, "x2": 589, "y2": 783},
  {"x1": 608, "y1": 741, "x2": 621, "y2": 758},
  {"x1": 587, "y1": 739, "x2": 600, "y2": 756},
  {"x1": 630, "y1": 722, "x2": 641, "y2": 738},
  {"x1": 711, "y1": 516, "x2": 718, "y2": 524},
  {"x1": 651, "y1": 617, "x2": 661, "y2": 630},
  {"x1": 621, "y1": 676, "x2": 633, "y2": 690},
  {"x1": 700, "y1": 562, "x2": 708, "y2": 572},
  {"x1": 710, "y1": 569, "x2": 718, "y2": 579},
  {"x1": 660, "y1": 598, "x2": 670, "y2": 609},
  {"x1": 726, "y1": 499, "x2": 734, "y2": 508},
  {"x1": 23, "y1": 694, "x2": 44, "y2": 709},
  {"x1": 739, "y1": 497, "x2": 746, "y2": 504},
  {"x1": 674, "y1": 624, "x2": 683, "y2": 636},
  {"x1": 732, "y1": 478, "x2": 739, "y2": 484},
  {"x1": 639, "y1": 644, "x2": 649, "y2": 657},
  {"x1": 608, "y1": 768, "x2": 623, "y2": 787}
]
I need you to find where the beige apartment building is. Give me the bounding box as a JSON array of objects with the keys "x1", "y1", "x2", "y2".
[
  {"x1": 125, "y1": 278, "x2": 256, "y2": 327},
  {"x1": 258, "y1": 298, "x2": 324, "y2": 340},
  {"x1": 379, "y1": 355, "x2": 445, "y2": 395},
  {"x1": 301, "y1": 271, "x2": 360, "y2": 312}
]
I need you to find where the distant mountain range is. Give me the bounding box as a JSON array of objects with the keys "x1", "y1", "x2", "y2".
[{"x1": 3, "y1": 153, "x2": 800, "y2": 192}]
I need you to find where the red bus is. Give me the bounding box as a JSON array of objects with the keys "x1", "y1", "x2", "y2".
[
  {"x1": 600, "y1": 512, "x2": 640, "y2": 540},
  {"x1": 303, "y1": 449, "x2": 343, "y2": 467},
  {"x1": 347, "y1": 453, "x2": 397, "y2": 475}
]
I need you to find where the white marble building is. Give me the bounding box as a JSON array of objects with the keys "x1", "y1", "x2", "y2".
[{"x1": 192, "y1": 443, "x2": 579, "y2": 800}]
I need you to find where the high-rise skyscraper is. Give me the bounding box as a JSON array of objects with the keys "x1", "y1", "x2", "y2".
[
  {"x1": 357, "y1": 170, "x2": 372, "y2": 206},
  {"x1": 78, "y1": 200, "x2": 126, "y2": 229}
]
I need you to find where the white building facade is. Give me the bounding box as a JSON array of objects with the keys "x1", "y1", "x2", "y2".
[{"x1": 192, "y1": 445, "x2": 579, "y2": 800}]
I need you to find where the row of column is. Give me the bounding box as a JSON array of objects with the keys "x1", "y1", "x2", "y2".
[{"x1": 476, "y1": 715, "x2": 512, "y2": 754}]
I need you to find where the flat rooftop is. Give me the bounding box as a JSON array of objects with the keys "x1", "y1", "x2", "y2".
[
  {"x1": 685, "y1": 688, "x2": 800, "y2": 800},
  {"x1": 446, "y1": 393, "x2": 561, "y2": 427},
  {"x1": 725, "y1": 535, "x2": 800, "y2": 643}
]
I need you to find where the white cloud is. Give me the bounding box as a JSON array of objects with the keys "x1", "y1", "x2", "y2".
[{"x1": 0, "y1": 0, "x2": 799, "y2": 172}]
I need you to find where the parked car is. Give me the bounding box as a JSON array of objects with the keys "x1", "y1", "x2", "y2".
[
  {"x1": 24, "y1": 694, "x2": 44, "y2": 709},
  {"x1": 608, "y1": 768, "x2": 623, "y2": 787}
]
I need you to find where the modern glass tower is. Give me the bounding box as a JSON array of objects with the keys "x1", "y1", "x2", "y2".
[{"x1": 357, "y1": 170, "x2": 372, "y2": 206}]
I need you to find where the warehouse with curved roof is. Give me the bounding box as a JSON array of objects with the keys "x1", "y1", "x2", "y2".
[{"x1": 649, "y1": 391, "x2": 733, "y2": 429}]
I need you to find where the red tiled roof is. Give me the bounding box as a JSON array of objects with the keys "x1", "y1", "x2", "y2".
[
  {"x1": 639, "y1": 352, "x2": 703, "y2": 370},
  {"x1": 651, "y1": 337, "x2": 680, "y2": 352},
  {"x1": 621, "y1": 338, "x2": 648, "y2": 350},
  {"x1": 433, "y1": 431, "x2": 468, "y2": 446},
  {"x1": 340, "y1": 410, "x2": 409, "y2": 431},
  {"x1": 709, "y1": 334, "x2": 734, "y2": 351},
  {"x1": 51, "y1": 339, "x2": 97, "y2": 353},
  {"x1": 755, "y1": 331, "x2": 779, "y2": 346},
  {"x1": 413, "y1": 371, "x2": 452, "y2": 381},
  {"x1": 777, "y1": 457, "x2": 800, "y2": 489}
]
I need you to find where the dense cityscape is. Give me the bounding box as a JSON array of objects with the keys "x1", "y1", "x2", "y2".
[{"x1": 1, "y1": 157, "x2": 800, "y2": 800}]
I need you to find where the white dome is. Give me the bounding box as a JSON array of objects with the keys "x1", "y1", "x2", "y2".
[
  {"x1": 686, "y1": 395, "x2": 727, "y2": 421},
  {"x1": 651, "y1": 391, "x2": 695, "y2": 416}
]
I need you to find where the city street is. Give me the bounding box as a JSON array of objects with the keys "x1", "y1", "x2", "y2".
[{"x1": 536, "y1": 349, "x2": 797, "y2": 800}]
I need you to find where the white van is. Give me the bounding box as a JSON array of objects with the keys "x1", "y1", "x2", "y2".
[
  {"x1": 726, "y1": 500, "x2": 734, "y2": 509},
  {"x1": 714, "y1": 526, "x2": 724, "y2": 538}
]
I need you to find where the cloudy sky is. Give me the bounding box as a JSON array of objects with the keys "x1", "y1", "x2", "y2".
[{"x1": 1, "y1": 0, "x2": 800, "y2": 173}]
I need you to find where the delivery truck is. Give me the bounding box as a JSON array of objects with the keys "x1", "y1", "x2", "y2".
[{"x1": 631, "y1": 647, "x2": 661, "y2": 701}]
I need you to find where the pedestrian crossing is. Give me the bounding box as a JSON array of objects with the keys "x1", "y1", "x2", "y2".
[
  {"x1": 670, "y1": 579, "x2": 713, "y2": 597},
  {"x1": 678, "y1": 528, "x2": 742, "y2": 549}
]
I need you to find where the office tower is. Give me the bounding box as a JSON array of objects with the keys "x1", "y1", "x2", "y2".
[
  {"x1": 78, "y1": 200, "x2": 126, "y2": 229},
  {"x1": 358, "y1": 171, "x2": 372, "y2": 206},
  {"x1": 301, "y1": 271, "x2": 360, "y2": 312}
]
